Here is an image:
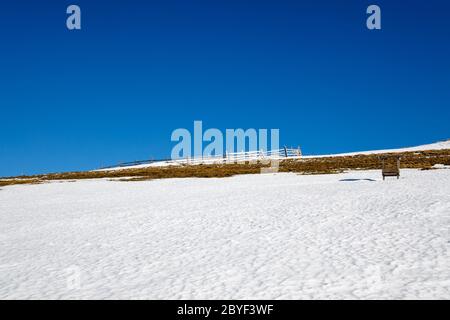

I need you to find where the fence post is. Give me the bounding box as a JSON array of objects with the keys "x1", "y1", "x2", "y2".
[{"x1": 283, "y1": 146, "x2": 288, "y2": 157}]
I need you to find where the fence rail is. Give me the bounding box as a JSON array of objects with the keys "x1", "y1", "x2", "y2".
[
  {"x1": 99, "y1": 159, "x2": 169, "y2": 169},
  {"x1": 99, "y1": 147, "x2": 302, "y2": 170},
  {"x1": 172, "y1": 147, "x2": 302, "y2": 165}
]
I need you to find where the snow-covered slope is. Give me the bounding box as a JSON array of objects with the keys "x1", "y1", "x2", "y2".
[
  {"x1": 97, "y1": 160, "x2": 181, "y2": 171},
  {"x1": 1, "y1": 169, "x2": 449, "y2": 299},
  {"x1": 98, "y1": 140, "x2": 450, "y2": 171},
  {"x1": 303, "y1": 139, "x2": 450, "y2": 158}
]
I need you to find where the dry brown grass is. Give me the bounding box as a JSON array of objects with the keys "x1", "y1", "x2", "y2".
[
  {"x1": 1, "y1": 149, "x2": 449, "y2": 187},
  {"x1": 0, "y1": 179, "x2": 42, "y2": 187}
]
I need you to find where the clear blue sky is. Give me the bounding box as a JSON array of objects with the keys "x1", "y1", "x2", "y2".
[{"x1": 0, "y1": 0, "x2": 449, "y2": 176}]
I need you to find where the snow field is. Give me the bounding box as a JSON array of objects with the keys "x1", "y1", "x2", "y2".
[{"x1": 0, "y1": 169, "x2": 449, "y2": 299}]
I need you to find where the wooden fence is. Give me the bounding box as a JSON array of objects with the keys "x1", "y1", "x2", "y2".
[{"x1": 100, "y1": 147, "x2": 302, "y2": 169}]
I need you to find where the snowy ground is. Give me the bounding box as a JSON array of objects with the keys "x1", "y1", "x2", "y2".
[
  {"x1": 1, "y1": 169, "x2": 449, "y2": 299},
  {"x1": 96, "y1": 139, "x2": 450, "y2": 170},
  {"x1": 302, "y1": 139, "x2": 450, "y2": 158}
]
